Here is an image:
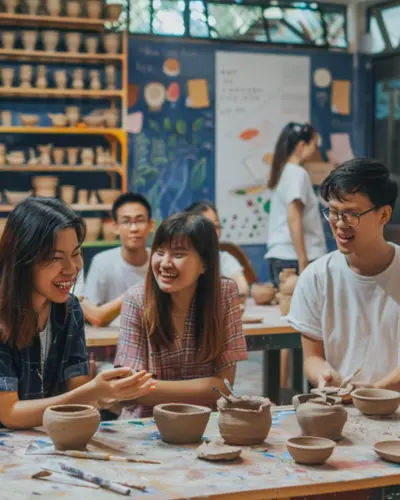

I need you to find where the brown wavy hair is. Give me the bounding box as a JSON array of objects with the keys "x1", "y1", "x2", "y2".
[
  {"x1": 143, "y1": 212, "x2": 223, "y2": 362},
  {"x1": 0, "y1": 197, "x2": 86, "y2": 349},
  {"x1": 268, "y1": 122, "x2": 315, "y2": 190}
]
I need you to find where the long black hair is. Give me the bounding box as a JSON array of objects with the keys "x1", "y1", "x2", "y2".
[
  {"x1": 143, "y1": 212, "x2": 224, "y2": 362},
  {"x1": 0, "y1": 197, "x2": 86, "y2": 349},
  {"x1": 268, "y1": 122, "x2": 315, "y2": 189}
]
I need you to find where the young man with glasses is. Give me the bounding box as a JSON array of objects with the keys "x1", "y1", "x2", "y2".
[
  {"x1": 287, "y1": 158, "x2": 399, "y2": 390},
  {"x1": 83, "y1": 193, "x2": 154, "y2": 326}
]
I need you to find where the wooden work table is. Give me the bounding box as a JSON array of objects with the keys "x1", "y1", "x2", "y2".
[
  {"x1": 3, "y1": 406, "x2": 400, "y2": 499},
  {"x1": 85, "y1": 303, "x2": 302, "y2": 404}
]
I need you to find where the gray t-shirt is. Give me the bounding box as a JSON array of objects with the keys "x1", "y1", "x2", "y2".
[{"x1": 85, "y1": 247, "x2": 149, "y2": 324}]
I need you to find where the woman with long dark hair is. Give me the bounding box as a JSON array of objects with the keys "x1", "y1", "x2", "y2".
[
  {"x1": 115, "y1": 212, "x2": 248, "y2": 417},
  {"x1": 266, "y1": 122, "x2": 327, "y2": 286},
  {"x1": 0, "y1": 197, "x2": 154, "y2": 429}
]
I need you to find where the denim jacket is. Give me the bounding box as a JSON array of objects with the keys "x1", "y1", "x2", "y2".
[{"x1": 0, "y1": 295, "x2": 89, "y2": 400}]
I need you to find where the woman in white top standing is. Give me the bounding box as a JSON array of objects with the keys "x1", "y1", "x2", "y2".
[{"x1": 266, "y1": 122, "x2": 327, "y2": 288}]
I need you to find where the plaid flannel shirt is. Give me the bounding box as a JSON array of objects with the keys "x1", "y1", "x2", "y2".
[
  {"x1": 0, "y1": 295, "x2": 89, "y2": 402},
  {"x1": 115, "y1": 277, "x2": 248, "y2": 417}
]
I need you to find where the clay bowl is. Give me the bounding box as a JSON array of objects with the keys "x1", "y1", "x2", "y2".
[
  {"x1": 287, "y1": 436, "x2": 335, "y2": 465},
  {"x1": 19, "y1": 114, "x2": 39, "y2": 127},
  {"x1": 374, "y1": 440, "x2": 400, "y2": 464},
  {"x1": 251, "y1": 282, "x2": 275, "y2": 305},
  {"x1": 43, "y1": 404, "x2": 100, "y2": 451},
  {"x1": 97, "y1": 188, "x2": 121, "y2": 204},
  {"x1": 153, "y1": 403, "x2": 211, "y2": 444},
  {"x1": 4, "y1": 190, "x2": 33, "y2": 205},
  {"x1": 351, "y1": 388, "x2": 400, "y2": 416},
  {"x1": 217, "y1": 396, "x2": 271, "y2": 445}
]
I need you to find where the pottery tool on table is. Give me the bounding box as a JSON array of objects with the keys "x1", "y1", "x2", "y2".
[
  {"x1": 339, "y1": 367, "x2": 361, "y2": 388},
  {"x1": 58, "y1": 462, "x2": 131, "y2": 495},
  {"x1": 224, "y1": 378, "x2": 240, "y2": 399},
  {"x1": 212, "y1": 386, "x2": 232, "y2": 403},
  {"x1": 25, "y1": 442, "x2": 160, "y2": 463}
]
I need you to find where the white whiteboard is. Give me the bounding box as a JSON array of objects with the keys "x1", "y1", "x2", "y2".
[{"x1": 216, "y1": 51, "x2": 310, "y2": 245}]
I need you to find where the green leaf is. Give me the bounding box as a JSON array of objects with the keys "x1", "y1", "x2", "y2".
[
  {"x1": 134, "y1": 177, "x2": 146, "y2": 189},
  {"x1": 163, "y1": 117, "x2": 172, "y2": 131},
  {"x1": 192, "y1": 118, "x2": 203, "y2": 132},
  {"x1": 176, "y1": 119, "x2": 187, "y2": 135},
  {"x1": 190, "y1": 157, "x2": 207, "y2": 190},
  {"x1": 148, "y1": 120, "x2": 160, "y2": 132}
]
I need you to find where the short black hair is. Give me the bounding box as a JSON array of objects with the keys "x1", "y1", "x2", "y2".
[
  {"x1": 112, "y1": 192, "x2": 152, "y2": 222},
  {"x1": 185, "y1": 200, "x2": 217, "y2": 216},
  {"x1": 320, "y1": 158, "x2": 398, "y2": 210}
]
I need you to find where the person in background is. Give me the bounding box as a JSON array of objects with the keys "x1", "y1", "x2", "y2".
[
  {"x1": 0, "y1": 197, "x2": 155, "y2": 429},
  {"x1": 265, "y1": 122, "x2": 327, "y2": 287},
  {"x1": 288, "y1": 158, "x2": 400, "y2": 390},
  {"x1": 186, "y1": 200, "x2": 249, "y2": 301},
  {"x1": 115, "y1": 212, "x2": 248, "y2": 418},
  {"x1": 83, "y1": 192, "x2": 154, "y2": 326}
]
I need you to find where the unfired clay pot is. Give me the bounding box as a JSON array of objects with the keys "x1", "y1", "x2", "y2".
[
  {"x1": 66, "y1": 0, "x2": 81, "y2": 17},
  {"x1": 26, "y1": 0, "x2": 40, "y2": 15},
  {"x1": 84, "y1": 217, "x2": 102, "y2": 241},
  {"x1": 287, "y1": 436, "x2": 335, "y2": 465},
  {"x1": 279, "y1": 268, "x2": 298, "y2": 295},
  {"x1": 77, "y1": 189, "x2": 89, "y2": 205},
  {"x1": 43, "y1": 404, "x2": 100, "y2": 451},
  {"x1": 66, "y1": 147, "x2": 79, "y2": 166},
  {"x1": 22, "y1": 31, "x2": 38, "y2": 51},
  {"x1": 54, "y1": 70, "x2": 67, "y2": 90},
  {"x1": 107, "y1": 3, "x2": 123, "y2": 21},
  {"x1": 351, "y1": 388, "x2": 400, "y2": 416},
  {"x1": 87, "y1": 0, "x2": 102, "y2": 19},
  {"x1": 60, "y1": 185, "x2": 75, "y2": 204},
  {"x1": 103, "y1": 33, "x2": 120, "y2": 54},
  {"x1": 154, "y1": 403, "x2": 211, "y2": 444},
  {"x1": 292, "y1": 393, "x2": 341, "y2": 410},
  {"x1": 85, "y1": 36, "x2": 98, "y2": 54},
  {"x1": 65, "y1": 32, "x2": 81, "y2": 53},
  {"x1": 46, "y1": 0, "x2": 62, "y2": 16},
  {"x1": 1, "y1": 31, "x2": 15, "y2": 50},
  {"x1": 102, "y1": 218, "x2": 117, "y2": 241},
  {"x1": 43, "y1": 31, "x2": 59, "y2": 52},
  {"x1": 295, "y1": 399, "x2": 347, "y2": 441},
  {"x1": 251, "y1": 282, "x2": 276, "y2": 305},
  {"x1": 217, "y1": 396, "x2": 271, "y2": 445},
  {"x1": 278, "y1": 293, "x2": 291, "y2": 316}
]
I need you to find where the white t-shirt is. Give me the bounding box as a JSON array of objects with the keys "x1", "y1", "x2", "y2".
[
  {"x1": 85, "y1": 246, "x2": 149, "y2": 325},
  {"x1": 287, "y1": 244, "x2": 400, "y2": 384},
  {"x1": 265, "y1": 163, "x2": 327, "y2": 260},
  {"x1": 220, "y1": 251, "x2": 242, "y2": 278}
]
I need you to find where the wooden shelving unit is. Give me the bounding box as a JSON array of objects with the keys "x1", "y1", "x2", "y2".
[
  {"x1": 0, "y1": 165, "x2": 124, "y2": 174},
  {"x1": 0, "y1": 48, "x2": 124, "y2": 64},
  {"x1": 0, "y1": 13, "x2": 108, "y2": 30},
  {"x1": 0, "y1": 87, "x2": 124, "y2": 99},
  {"x1": 0, "y1": 203, "x2": 112, "y2": 213}
]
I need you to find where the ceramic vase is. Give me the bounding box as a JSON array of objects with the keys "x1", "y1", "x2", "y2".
[
  {"x1": 1, "y1": 68, "x2": 14, "y2": 87},
  {"x1": 0, "y1": 111, "x2": 12, "y2": 126},
  {"x1": 46, "y1": 0, "x2": 62, "y2": 16},
  {"x1": 77, "y1": 189, "x2": 89, "y2": 205},
  {"x1": 35, "y1": 65, "x2": 47, "y2": 89},
  {"x1": 26, "y1": 0, "x2": 40, "y2": 15},
  {"x1": 65, "y1": 106, "x2": 80, "y2": 127},
  {"x1": 81, "y1": 148, "x2": 94, "y2": 167},
  {"x1": 103, "y1": 33, "x2": 120, "y2": 54},
  {"x1": 84, "y1": 217, "x2": 102, "y2": 241},
  {"x1": 66, "y1": 147, "x2": 79, "y2": 166},
  {"x1": 105, "y1": 64, "x2": 116, "y2": 89},
  {"x1": 106, "y1": 3, "x2": 123, "y2": 22},
  {"x1": 65, "y1": 32, "x2": 81, "y2": 53},
  {"x1": 72, "y1": 68, "x2": 84, "y2": 89},
  {"x1": 251, "y1": 282, "x2": 276, "y2": 305},
  {"x1": 87, "y1": 0, "x2": 102, "y2": 19},
  {"x1": 22, "y1": 30, "x2": 38, "y2": 51},
  {"x1": 54, "y1": 69, "x2": 67, "y2": 90},
  {"x1": 43, "y1": 31, "x2": 59, "y2": 52},
  {"x1": 66, "y1": 0, "x2": 80, "y2": 17},
  {"x1": 1, "y1": 31, "x2": 16, "y2": 50},
  {"x1": 43, "y1": 404, "x2": 100, "y2": 451},
  {"x1": 53, "y1": 147, "x2": 65, "y2": 165},
  {"x1": 4, "y1": 0, "x2": 18, "y2": 13},
  {"x1": 89, "y1": 69, "x2": 101, "y2": 90},
  {"x1": 217, "y1": 396, "x2": 271, "y2": 445},
  {"x1": 20, "y1": 65, "x2": 33, "y2": 88},
  {"x1": 85, "y1": 36, "x2": 98, "y2": 54},
  {"x1": 60, "y1": 185, "x2": 75, "y2": 204}
]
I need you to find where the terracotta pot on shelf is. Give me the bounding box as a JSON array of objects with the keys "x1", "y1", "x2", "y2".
[
  {"x1": 53, "y1": 147, "x2": 65, "y2": 165},
  {"x1": 4, "y1": 190, "x2": 33, "y2": 205},
  {"x1": 106, "y1": 3, "x2": 123, "y2": 22},
  {"x1": 104, "y1": 109, "x2": 119, "y2": 128},
  {"x1": 102, "y1": 218, "x2": 117, "y2": 241},
  {"x1": 72, "y1": 68, "x2": 84, "y2": 89},
  {"x1": 46, "y1": 0, "x2": 62, "y2": 16},
  {"x1": 26, "y1": 0, "x2": 40, "y2": 15},
  {"x1": 6, "y1": 151, "x2": 25, "y2": 167},
  {"x1": 81, "y1": 148, "x2": 94, "y2": 167},
  {"x1": 32, "y1": 175, "x2": 58, "y2": 196},
  {"x1": 54, "y1": 69, "x2": 67, "y2": 90},
  {"x1": 103, "y1": 33, "x2": 120, "y2": 54},
  {"x1": 1, "y1": 111, "x2": 12, "y2": 127},
  {"x1": 1, "y1": 31, "x2": 16, "y2": 50},
  {"x1": 89, "y1": 70, "x2": 101, "y2": 90},
  {"x1": 19, "y1": 113, "x2": 39, "y2": 127},
  {"x1": 43, "y1": 31, "x2": 59, "y2": 52},
  {"x1": 66, "y1": 0, "x2": 81, "y2": 17},
  {"x1": 19, "y1": 65, "x2": 33, "y2": 88},
  {"x1": 60, "y1": 185, "x2": 75, "y2": 205},
  {"x1": 85, "y1": 36, "x2": 98, "y2": 54},
  {"x1": 48, "y1": 113, "x2": 67, "y2": 127},
  {"x1": 105, "y1": 64, "x2": 116, "y2": 89},
  {"x1": 65, "y1": 32, "x2": 81, "y2": 53},
  {"x1": 43, "y1": 404, "x2": 100, "y2": 451},
  {"x1": 4, "y1": 0, "x2": 18, "y2": 14},
  {"x1": 66, "y1": 147, "x2": 80, "y2": 166},
  {"x1": 1, "y1": 68, "x2": 15, "y2": 87},
  {"x1": 22, "y1": 30, "x2": 38, "y2": 51},
  {"x1": 77, "y1": 189, "x2": 89, "y2": 205},
  {"x1": 87, "y1": 0, "x2": 103, "y2": 19},
  {"x1": 84, "y1": 217, "x2": 102, "y2": 242},
  {"x1": 35, "y1": 65, "x2": 47, "y2": 89},
  {"x1": 65, "y1": 106, "x2": 80, "y2": 127}
]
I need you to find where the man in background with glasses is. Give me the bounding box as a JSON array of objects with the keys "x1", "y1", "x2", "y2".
[
  {"x1": 83, "y1": 192, "x2": 154, "y2": 327},
  {"x1": 287, "y1": 158, "x2": 400, "y2": 390}
]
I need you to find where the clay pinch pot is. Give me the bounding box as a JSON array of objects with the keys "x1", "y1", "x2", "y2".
[
  {"x1": 43, "y1": 404, "x2": 100, "y2": 451},
  {"x1": 295, "y1": 398, "x2": 347, "y2": 441},
  {"x1": 374, "y1": 440, "x2": 400, "y2": 464},
  {"x1": 217, "y1": 395, "x2": 271, "y2": 445},
  {"x1": 351, "y1": 388, "x2": 400, "y2": 416},
  {"x1": 311, "y1": 384, "x2": 354, "y2": 404},
  {"x1": 4, "y1": 190, "x2": 33, "y2": 205},
  {"x1": 19, "y1": 113, "x2": 39, "y2": 127},
  {"x1": 279, "y1": 268, "x2": 298, "y2": 295},
  {"x1": 106, "y1": 3, "x2": 123, "y2": 22},
  {"x1": 292, "y1": 393, "x2": 341, "y2": 410},
  {"x1": 287, "y1": 436, "x2": 335, "y2": 465},
  {"x1": 48, "y1": 113, "x2": 67, "y2": 127},
  {"x1": 251, "y1": 282, "x2": 276, "y2": 305},
  {"x1": 153, "y1": 403, "x2": 211, "y2": 444}
]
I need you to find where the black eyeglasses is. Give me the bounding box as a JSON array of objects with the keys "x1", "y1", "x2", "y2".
[{"x1": 322, "y1": 206, "x2": 376, "y2": 228}]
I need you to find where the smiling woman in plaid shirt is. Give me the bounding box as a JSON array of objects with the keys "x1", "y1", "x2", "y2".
[
  {"x1": 115, "y1": 212, "x2": 248, "y2": 418},
  {"x1": 0, "y1": 197, "x2": 155, "y2": 429}
]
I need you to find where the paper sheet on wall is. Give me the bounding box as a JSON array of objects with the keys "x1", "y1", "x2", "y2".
[
  {"x1": 187, "y1": 79, "x2": 210, "y2": 108},
  {"x1": 331, "y1": 80, "x2": 351, "y2": 115},
  {"x1": 328, "y1": 133, "x2": 354, "y2": 164},
  {"x1": 216, "y1": 51, "x2": 310, "y2": 244}
]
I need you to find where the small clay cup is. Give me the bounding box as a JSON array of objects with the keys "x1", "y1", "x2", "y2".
[
  {"x1": 351, "y1": 388, "x2": 400, "y2": 416},
  {"x1": 153, "y1": 403, "x2": 211, "y2": 444},
  {"x1": 43, "y1": 404, "x2": 100, "y2": 451},
  {"x1": 251, "y1": 282, "x2": 275, "y2": 305},
  {"x1": 287, "y1": 436, "x2": 335, "y2": 465},
  {"x1": 217, "y1": 396, "x2": 271, "y2": 445}
]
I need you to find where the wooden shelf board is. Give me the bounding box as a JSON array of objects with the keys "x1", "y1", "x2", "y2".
[
  {"x1": 0, "y1": 204, "x2": 112, "y2": 213},
  {"x1": 0, "y1": 48, "x2": 123, "y2": 63},
  {"x1": 0, "y1": 87, "x2": 123, "y2": 98},
  {"x1": 0, "y1": 165, "x2": 123, "y2": 173},
  {"x1": 0, "y1": 13, "x2": 109, "y2": 30},
  {"x1": 0, "y1": 126, "x2": 124, "y2": 135}
]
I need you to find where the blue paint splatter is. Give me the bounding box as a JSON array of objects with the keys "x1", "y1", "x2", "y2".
[{"x1": 128, "y1": 420, "x2": 145, "y2": 426}]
